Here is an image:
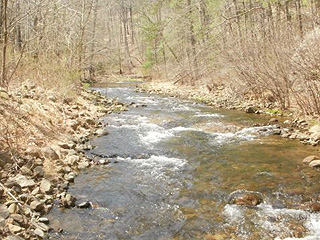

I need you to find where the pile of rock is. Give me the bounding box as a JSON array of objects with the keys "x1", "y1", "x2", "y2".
[{"x1": 0, "y1": 84, "x2": 127, "y2": 239}]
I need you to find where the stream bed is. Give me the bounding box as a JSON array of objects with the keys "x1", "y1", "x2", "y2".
[{"x1": 48, "y1": 83, "x2": 320, "y2": 240}]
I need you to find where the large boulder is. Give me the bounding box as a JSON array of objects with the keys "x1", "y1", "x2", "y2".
[
  {"x1": 303, "y1": 155, "x2": 319, "y2": 164},
  {"x1": 309, "y1": 160, "x2": 320, "y2": 168},
  {"x1": 228, "y1": 189, "x2": 263, "y2": 206}
]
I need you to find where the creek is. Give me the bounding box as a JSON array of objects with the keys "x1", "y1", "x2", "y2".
[{"x1": 49, "y1": 82, "x2": 320, "y2": 240}]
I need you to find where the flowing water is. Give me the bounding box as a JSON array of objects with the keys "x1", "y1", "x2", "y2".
[{"x1": 49, "y1": 83, "x2": 320, "y2": 240}]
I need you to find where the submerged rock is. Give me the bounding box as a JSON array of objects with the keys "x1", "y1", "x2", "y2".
[
  {"x1": 228, "y1": 189, "x2": 263, "y2": 206},
  {"x1": 272, "y1": 199, "x2": 286, "y2": 209}
]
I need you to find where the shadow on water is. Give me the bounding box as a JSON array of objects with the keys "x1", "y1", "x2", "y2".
[{"x1": 48, "y1": 83, "x2": 320, "y2": 240}]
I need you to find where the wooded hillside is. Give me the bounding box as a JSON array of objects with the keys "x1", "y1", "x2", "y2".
[{"x1": 1, "y1": 0, "x2": 320, "y2": 114}]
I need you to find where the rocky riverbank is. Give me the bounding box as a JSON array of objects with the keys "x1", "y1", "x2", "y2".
[{"x1": 0, "y1": 81, "x2": 127, "y2": 240}]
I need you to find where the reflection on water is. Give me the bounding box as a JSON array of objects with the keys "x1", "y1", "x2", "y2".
[{"x1": 48, "y1": 83, "x2": 320, "y2": 240}]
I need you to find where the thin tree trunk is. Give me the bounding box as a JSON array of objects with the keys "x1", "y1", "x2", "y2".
[
  {"x1": 187, "y1": 0, "x2": 199, "y2": 83},
  {"x1": 1, "y1": 0, "x2": 8, "y2": 87},
  {"x1": 90, "y1": 0, "x2": 98, "y2": 64},
  {"x1": 15, "y1": 0, "x2": 22, "y2": 51}
]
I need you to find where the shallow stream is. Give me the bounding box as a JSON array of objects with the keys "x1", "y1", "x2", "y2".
[{"x1": 49, "y1": 83, "x2": 320, "y2": 239}]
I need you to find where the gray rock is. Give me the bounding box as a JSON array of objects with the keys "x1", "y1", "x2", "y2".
[
  {"x1": 25, "y1": 146, "x2": 41, "y2": 158},
  {"x1": 42, "y1": 147, "x2": 59, "y2": 160},
  {"x1": 14, "y1": 174, "x2": 36, "y2": 188},
  {"x1": 62, "y1": 194, "x2": 77, "y2": 208},
  {"x1": 8, "y1": 224, "x2": 23, "y2": 233},
  {"x1": 78, "y1": 161, "x2": 90, "y2": 169},
  {"x1": 33, "y1": 166, "x2": 45, "y2": 177},
  {"x1": 0, "y1": 186, "x2": 4, "y2": 197},
  {"x1": 309, "y1": 160, "x2": 320, "y2": 168},
  {"x1": 309, "y1": 125, "x2": 320, "y2": 133},
  {"x1": 85, "y1": 118, "x2": 96, "y2": 126},
  {"x1": 0, "y1": 216, "x2": 5, "y2": 227},
  {"x1": 272, "y1": 199, "x2": 286, "y2": 209},
  {"x1": 31, "y1": 187, "x2": 40, "y2": 196},
  {"x1": 77, "y1": 201, "x2": 91, "y2": 209},
  {"x1": 58, "y1": 142, "x2": 75, "y2": 150},
  {"x1": 98, "y1": 159, "x2": 110, "y2": 165},
  {"x1": 34, "y1": 228, "x2": 48, "y2": 239},
  {"x1": 283, "y1": 120, "x2": 291, "y2": 125},
  {"x1": 271, "y1": 129, "x2": 281, "y2": 135},
  {"x1": 4, "y1": 236, "x2": 25, "y2": 240},
  {"x1": 40, "y1": 179, "x2": 52, "y2": 193},
  {"x1": 0, "y1": 205, "x2": 10, "y2": 219},
  {"x1": 8, "y1": 203, "x2": 18, "y2": 214},
  {"x1": 34, "y1": 158, "x2": 43, "y2": 166},
  {"x1": 30, "y1": 200, "x2": 44, "y2": 212},
  {"x1": 10, "y1": 214, "x2": 24, "y2": 224},
  {"x1": 96, "y1": 128, "x2": 109, "y2": 137},
  {"x1": 66, "y1": 119, "x2": 80, "y2": 131},
  {"x1": 246, "y1": 107, "x2": 257, "y2": 114},
  {"x1": 310, "y1": 132, "x2": 320, "y2": 141},
  {"x1": 20, "y1": 166, "x2": 32, "y2": 176},
  {"x1": 0, "y1": 90, "x2": 10, "y2": 100},
  {"x1": 0, "y1": 152, "x2": 12, "y2": 167},
  {"x1": 64, "y1": 172, "x2": 76, "y2": 182},
  {"x1": 48, "y1": 95, "x2": 57, "y2": 102},
  {"x1": 32, "y1": 221, "x2": 50, "y2": 232},
  {"x1": 38, "y1": 217, "x2": 49, "y2": 224},
  {"x1": 64, "y1": 166, "x2": 72, "y2": 173},
  {"x1": 65, "y1": 155, "x2": 80, "y2": 165},
  {"x1": 269, "y1": 118, "x2": 278, "y2": 123}
]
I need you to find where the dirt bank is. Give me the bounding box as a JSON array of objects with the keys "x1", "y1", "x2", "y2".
[{"x1": 0, "y1": 81, "x2": 127, "y2": 239}]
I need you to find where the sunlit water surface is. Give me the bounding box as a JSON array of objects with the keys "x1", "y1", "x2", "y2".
[{"x1": 48, "y1": 83, "x2": 320, "y2": 240}]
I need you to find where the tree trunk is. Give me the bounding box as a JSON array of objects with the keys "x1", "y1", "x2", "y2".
[
  {"x1": 1, "y1": 0, "x2": 8, "y2": 87},
  {"x1": 187, "y1": 0, "x2": 199, "y2": 83},
  {"x1": 90, "y1": 0, "x2": 98, "y2": 64}
]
